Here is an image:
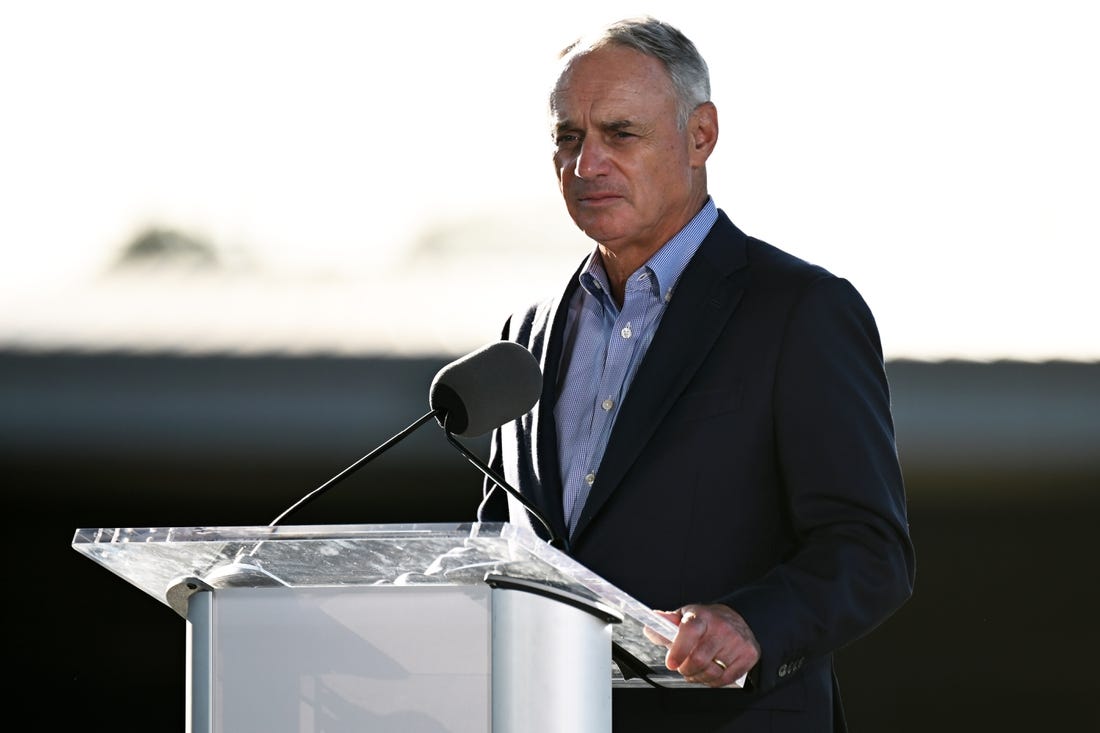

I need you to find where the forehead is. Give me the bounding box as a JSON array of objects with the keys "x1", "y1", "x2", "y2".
[{"x1": 550, "y1": 44, "x2": 677, "y2": 124}]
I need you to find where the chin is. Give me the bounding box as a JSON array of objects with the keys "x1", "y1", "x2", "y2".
[{"x1": 572, "y1": 214, "x2": 624, "y2": 244}]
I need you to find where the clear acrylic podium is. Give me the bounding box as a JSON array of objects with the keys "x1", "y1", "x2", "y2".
[{"x1": 72, "y1": 521, "x2": 686, "y2": 733}]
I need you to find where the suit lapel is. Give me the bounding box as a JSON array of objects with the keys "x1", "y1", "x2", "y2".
[
  {"x1": 570, "y1": 213, "x2": 749, "y2": 541},
  {"x1": 531, "y1": 269, "x2": 583, "y2": 543}
]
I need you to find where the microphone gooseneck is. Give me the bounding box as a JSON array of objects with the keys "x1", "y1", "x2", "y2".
[
  {"x1": 441, "y1": 428, "x2": 567, "y2": 551},
  {"x1": 266, "y1": 340, "x2": 562, "y2": 550},
  {"x1": 268, "y1": 409, "x2": 439, "y2": 527}
]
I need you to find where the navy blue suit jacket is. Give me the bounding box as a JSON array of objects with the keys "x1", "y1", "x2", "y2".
[{"x1": 486, "y1": 210, "x2": 915, "y2": 732}]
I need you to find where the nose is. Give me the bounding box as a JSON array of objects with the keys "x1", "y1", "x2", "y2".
[{"x1": 573, "y1": 136, "x2": 609, "y2": 180}]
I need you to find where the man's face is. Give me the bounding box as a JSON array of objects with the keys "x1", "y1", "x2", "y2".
[{"x1": 550, "y1": 44, "x2": 707, "y2": 256}]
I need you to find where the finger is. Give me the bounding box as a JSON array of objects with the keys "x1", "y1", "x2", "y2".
[
  {"x1": 643, "y1": 609, "x2": 682, "y2": 646},
  {"x1": 642, "y1": 625, "x2": 672, "y2": 646},
  {"x1": 681, "y1": 641, "x2": 729, "y2": 681},
  {"x1": 669, "y1": 608, "x2": 741, "y2": 683},
  {"x1": 664, "y1": 608, "x2": 709, "y2": 671},
  {"x1": 688, "y1": 656, "x2": 734, "y2": 687},
  {"x1": 677, "y1": 607, "x2": 753, "y2": 680}
]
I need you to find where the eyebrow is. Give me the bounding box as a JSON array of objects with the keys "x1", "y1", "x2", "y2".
[
  {"x1": 604, "y1": 119, "x2": 635, "y2": 132},
  {"x1": 553, "y1": 118, "x2": 637, "y2": 135}
]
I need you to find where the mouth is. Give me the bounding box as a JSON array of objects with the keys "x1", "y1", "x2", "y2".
[{"x1": 576, "y1": 190, "x2": 623, "y2": 206}]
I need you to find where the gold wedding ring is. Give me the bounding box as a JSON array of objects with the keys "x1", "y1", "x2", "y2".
[{"x1": 713, "y1": 658, "x2": 728, "y2": 671}]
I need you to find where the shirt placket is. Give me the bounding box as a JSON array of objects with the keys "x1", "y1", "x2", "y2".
[{"x1": 570, "y1": 273, "x2": 656, "y2": 531}]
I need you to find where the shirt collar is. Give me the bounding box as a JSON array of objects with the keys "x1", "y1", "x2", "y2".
[{"x1": 578, "y1": 197, "x2": 718, "y2": 303}]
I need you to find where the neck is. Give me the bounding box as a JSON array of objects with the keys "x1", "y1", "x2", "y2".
[
  {"x1": 596, "y1": 192, "x2": 710, "y2": 306},
  {"x1": 597, "y1": 246, "x2": 646, "y2": 308}
]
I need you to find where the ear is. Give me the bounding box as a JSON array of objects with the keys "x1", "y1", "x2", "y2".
[{"x1": 688, "y1": 101, "x2": 719, "y2": 166}]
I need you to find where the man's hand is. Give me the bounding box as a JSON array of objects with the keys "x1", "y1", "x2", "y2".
[{"x1": 645, "y1": 603, "x2": 760, "y2": 688}]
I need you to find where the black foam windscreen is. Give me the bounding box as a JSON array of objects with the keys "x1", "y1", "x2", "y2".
[{"x1": 428, "y1": 341, "x2": 542, "y2": 437}]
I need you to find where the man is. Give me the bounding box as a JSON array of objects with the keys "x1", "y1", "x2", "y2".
[{"x1": 485, "y1": 16, "x2": 915, "y2": 732}]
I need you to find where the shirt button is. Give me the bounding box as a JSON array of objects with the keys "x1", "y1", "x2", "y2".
[
  {"x1": 585, "y1": 472, "x2": 596, "y2": 486},
  {"x1": 621, "y1": 326, "x2": 632, "y2": 339},
  {"x1": 601, "y1": 398, "x2": 614, "y2": 411}
]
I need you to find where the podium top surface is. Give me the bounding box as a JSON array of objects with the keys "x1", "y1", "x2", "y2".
[{"x1": 73, "y1": 521, "x2": 687, "y2": 687}]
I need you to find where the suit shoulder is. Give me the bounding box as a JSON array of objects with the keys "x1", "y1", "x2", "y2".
[
  {"x1": 711, "y1": 209, "x2": 834, "y2": 285},
  {"x1": 503, "y1": 255, "x2": 584, "y2": 352},
  {"x1": 711, "y1": 213, "x2": 868, "y2": 314},
  {"x1": 745, "y1": 235, "x2": 835, "y2": 285},
  {"x1": 507, "y1": 298, "x2": 553, "y2": 341}
]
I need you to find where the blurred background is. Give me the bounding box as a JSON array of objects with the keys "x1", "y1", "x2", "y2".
[{"x1": 3, "y1": 1, "x2": 1097, "y2": 729}]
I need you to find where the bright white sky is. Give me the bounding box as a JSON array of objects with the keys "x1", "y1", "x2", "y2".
[{"x1": 1, "y1": 1, "x2": 1097, "y2": 360}]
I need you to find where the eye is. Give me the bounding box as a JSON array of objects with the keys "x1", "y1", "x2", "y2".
[{"x1": 554, "y1": 132, "x2": 581, "y2": 147}]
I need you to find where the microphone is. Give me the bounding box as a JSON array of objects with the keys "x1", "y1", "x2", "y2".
[
  {"x1": 429, "y1": 340, "x2": 542, "y2": 437},
  {"x1": 266, "y1": 341, "x2": 560, "y2": 551}
]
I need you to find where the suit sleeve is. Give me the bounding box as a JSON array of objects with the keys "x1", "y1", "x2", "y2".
[{"x1": 720, "y1": 275, "x2": 916, "y2": 691}]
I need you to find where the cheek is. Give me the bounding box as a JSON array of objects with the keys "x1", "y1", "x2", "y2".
[
  {"x1": 556, "y1": 162, "x2": 580, "y2": 191},
  {"x1": 650, "y1": 149, "x2": 693, "y2": 189}
]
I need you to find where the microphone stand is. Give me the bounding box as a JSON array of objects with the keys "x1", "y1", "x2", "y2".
[
  {"x1": 268, "y1": 409, "x2": 439, "y2": 527},
  {"x1": 442, "y1": 429, "x2": 568, "y2": 552},
  {"x1": 217, "y1": 410, "x2": 442, "y2": 572},
  {"x1": 252, "y1": 406, "x2": 565, "y2": 565}
]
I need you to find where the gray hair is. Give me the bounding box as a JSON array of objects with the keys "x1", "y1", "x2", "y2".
[{"x1": 557, "y1": 16, "x2": 711, "y2": 129}]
